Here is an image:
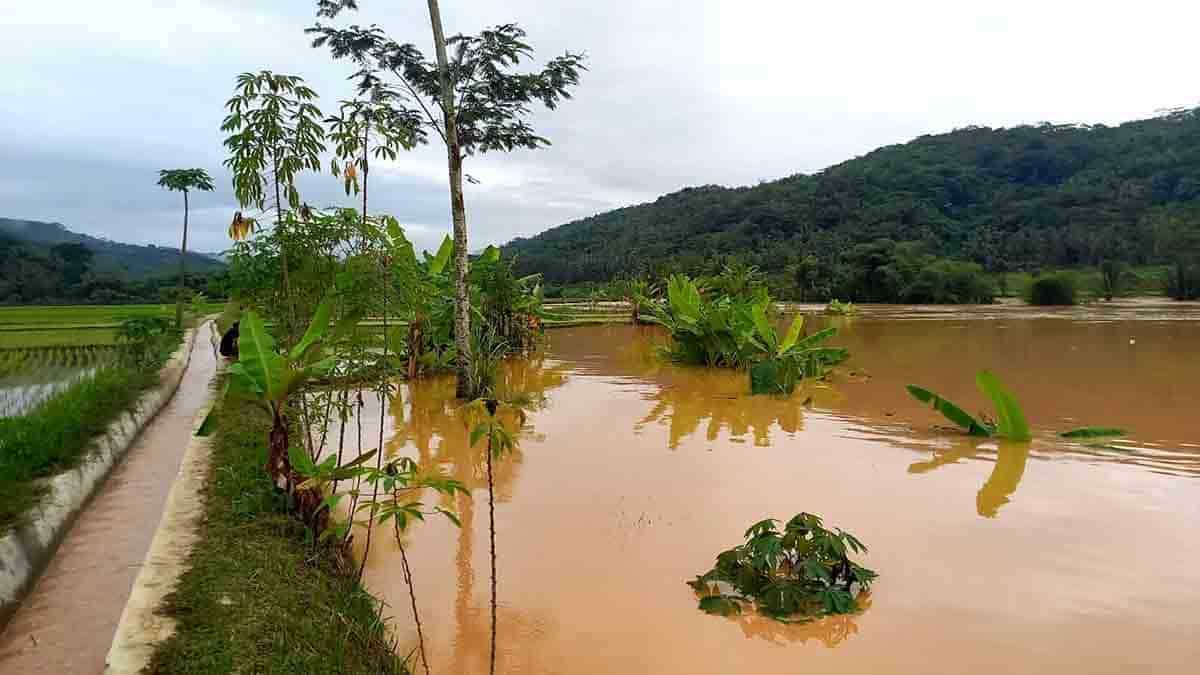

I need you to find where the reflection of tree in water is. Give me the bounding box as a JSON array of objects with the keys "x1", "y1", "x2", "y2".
[
  {"x1": 708, "y1": 592, "x2": 872, "y2": 648},
  {"x1": 635, "y1": 371, "x2": 823, "y2": 449},
  {"x1": 381, "y1": 355, "x2": 568, "y2": 673},
  {"x1": 387, "y1": 354, "x2": 569, "y2": 501},
  {"x1": 906, "y1": 437, "x2": 1031, "y2": 518}
]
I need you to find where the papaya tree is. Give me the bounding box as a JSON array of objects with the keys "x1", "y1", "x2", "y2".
[
  {"x1": 309, "y1": 2, "x2": 586, "y2": 398},
  {"x1": 156, "y1": 168, "x2": 214, "y2": 328}
]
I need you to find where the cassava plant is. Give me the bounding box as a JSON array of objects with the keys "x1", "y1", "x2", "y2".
[
  {"x1": 688, "y1": 513, "x2": 877, "y2": 621},
  {"x1": 221, "y1": 70, "x2": 326, "y2": 342}
]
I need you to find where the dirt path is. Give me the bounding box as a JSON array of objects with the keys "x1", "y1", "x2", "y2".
[{"x1": 0, "y1": 325, "x2": 218, "y2": 674}]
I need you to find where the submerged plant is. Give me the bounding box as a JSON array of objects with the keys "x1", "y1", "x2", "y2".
[
  {"x1": 650, "y1": 274, "x2": 847, "y2": 394},
  {"x1": 688, "y1": 513, "x2": 876, "y2": 621},
  {"x1": 824, "y1": 298, "x2": 858, "y2": 316},
  {"x1": 907, "y1": 370, "x2": 1125, "y2": 441}
]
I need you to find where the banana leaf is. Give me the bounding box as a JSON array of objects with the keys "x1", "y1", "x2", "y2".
[
  {"x1": 906, "y1": 385, "x2": 991, "y2": 436},
  {"x1": 1060, "y1": 427, "x2": 1127, "y2": 438},
  {"x1": 975, "y1": 371, "x2": 1031, "y2": 441}
]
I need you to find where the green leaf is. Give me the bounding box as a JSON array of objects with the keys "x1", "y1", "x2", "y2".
[
  {"x1": 469, "y1": 424, "x2": 487, "y2": 448},
  {"x1": 698, "y1": 595, "x2": 742, "y2": 616},
  {"x1": 976, "y1": 370, "x2": 1031, "y2": 441},
  {"x1": 750, "y1": 303, "x2": 777, "y2": 353},
  {"x1": 289, "y1": 295, "x2": 334, "y2": 360},
  {"x1": 428, "y1": 236, "x2": 454, "y2": 276},
  {"x1": 195, "y1": 408, "x2": 218, "y2": 437},
  {"x1": 906, "y1": 385, "x2": 991, "y2": 436},
  {"x1": 435, "y1": 506, "x2": 462, "y2": 528},
  {"x1": 1060, "y1": 427, "x2": 1127, "y2": 438},
  {"x1": 478, "y1": 245, "x2": 500, "y2": 264},
  {"x1": 777, "y1": 315, "x2": 805, "y2": 356},
  {"x1": 237, "y1": 311, "x2": 285, "y2": 402}
]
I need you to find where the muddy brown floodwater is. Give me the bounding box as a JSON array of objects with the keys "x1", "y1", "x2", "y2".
[{"x1": 344, "y1": 301, "x2": 1200, "y2": 674}]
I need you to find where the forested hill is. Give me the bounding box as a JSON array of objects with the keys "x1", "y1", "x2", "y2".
[
  {"x1": 504, "y1": 108, "x2": 1200, "y2": 289},
  {"x1": 0, "y1": 217, "x2": 225, "y2": 279}
]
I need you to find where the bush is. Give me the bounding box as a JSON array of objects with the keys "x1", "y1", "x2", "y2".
[
  {"x1": 902, "y1": 259, "x2": 995, "y2": 304},
  {"x1": 688, "y1": 513, "x2": 877, "y2": 620},
  {"x1": 1027, "y1": 273, "x2": 1077, "y2": 305}
]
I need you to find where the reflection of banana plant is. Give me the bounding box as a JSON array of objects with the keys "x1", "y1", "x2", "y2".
[{"x1": 907, "y1": 370, "x2": 1125, "y2": 442}]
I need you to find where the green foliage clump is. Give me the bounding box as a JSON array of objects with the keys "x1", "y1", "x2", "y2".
[
  {"x1": 649, "y1": 275, "x2": 847, "y2": 394},
  {"x1": 1027, "y1": 273, "x2": 1078, "y2": 305},
  {"x1": 688, "y1": 513, "x2": 876, "y2": 621}
]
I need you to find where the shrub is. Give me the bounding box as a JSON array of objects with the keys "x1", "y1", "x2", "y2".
[
  {"x1": 1027, "y1": 273, "x2": 1077, "y2": 305},
  {"x1": 688, "y1": 513, "x2": 876, "y2": 620}
]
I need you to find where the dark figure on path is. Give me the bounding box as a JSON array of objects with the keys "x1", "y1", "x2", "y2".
[{"x1": 219, "y1": 321, "x2": 240, "y2": 359}]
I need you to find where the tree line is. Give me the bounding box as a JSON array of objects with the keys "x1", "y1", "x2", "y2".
[{"x1": 507, "y1": 108, "x2": 1200, "y2": 301}]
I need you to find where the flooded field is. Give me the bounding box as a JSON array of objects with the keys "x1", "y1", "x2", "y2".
[{"x1": 350, "y1": 301, "x2": 1200, "y2": 674}]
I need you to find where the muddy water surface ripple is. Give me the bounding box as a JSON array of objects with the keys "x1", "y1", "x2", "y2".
[{"x1": 345, "y1": 301, "x2": 1200, "y2": 674}]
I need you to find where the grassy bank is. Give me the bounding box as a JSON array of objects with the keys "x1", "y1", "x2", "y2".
[
  {"x1": 0, "y1": 348, "x2": 174, "y2": 533},
  {"x1": 148, "y1": 401, "x2": 405, "y2": 674}
]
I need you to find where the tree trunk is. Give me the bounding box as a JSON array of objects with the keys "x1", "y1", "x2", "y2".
[
  {"x1": 177, "y1": 190, "x2": 189, "y2": 329},
  {"x1": 426, "y1": 0, "x2": 473, "y2": 399}
]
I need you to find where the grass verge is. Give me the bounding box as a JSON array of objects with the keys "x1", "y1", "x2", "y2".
[
  {"x1": 0, "y1": 338, "x2": 177, "y2": 533},
  {"x1": 148, "y1": 401, "x2": 405, "y2": 674}
]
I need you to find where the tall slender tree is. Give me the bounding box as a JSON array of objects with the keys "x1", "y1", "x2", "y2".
[
  {"x1": 156, "y1": 168, "x2": 214, "y2": 328},
  {"x1": 309, "y1": 2, "x2": 586, "y2": 397}
]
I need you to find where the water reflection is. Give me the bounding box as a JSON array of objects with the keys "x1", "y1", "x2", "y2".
[
  {"x1": 720, "y1": 592, "x2": 872, "y2": 648},
  {"x1": 906, "y1": 438, "x2": 1031, "y2": 518}
]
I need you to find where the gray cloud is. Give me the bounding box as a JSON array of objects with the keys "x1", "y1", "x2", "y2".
[{"x1": 3, "y1": 0, "x2": 1198, "y2": 257}]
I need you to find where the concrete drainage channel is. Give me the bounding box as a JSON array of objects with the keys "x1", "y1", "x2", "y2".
[
  {"x1": 104, "y1": 350, "x2": 223, "y2": 673},
  {"x1": 0, "y1": 326, "x2": 200, "y2": 625}
]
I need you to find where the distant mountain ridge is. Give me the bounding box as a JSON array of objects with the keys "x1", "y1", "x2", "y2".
[
  {"x1": 504, "y1": 108, "x2": 1200, "y2": 288},
  {"x1": 0, "y1": 217, "x2": 225, "y2": 279}
]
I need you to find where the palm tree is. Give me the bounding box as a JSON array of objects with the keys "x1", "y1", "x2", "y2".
[{"x1": 157, "y1": 168, "x2": 214, "y2": 327}]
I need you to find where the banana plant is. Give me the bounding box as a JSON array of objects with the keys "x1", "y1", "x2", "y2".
[
  {"x1": 907, "y1": 370, "x2": 1126, "y2": 442},
  {"x1": 223, "y1": 295, "x2": 351, "y2": 525},
  {"x1": 747, "y1": 308, "x2": 848, "y2": 395}
]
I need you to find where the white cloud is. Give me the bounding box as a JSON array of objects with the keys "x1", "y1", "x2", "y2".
[{"x1": 2, "y1": 0, "x2": 1198, "y2": 258}]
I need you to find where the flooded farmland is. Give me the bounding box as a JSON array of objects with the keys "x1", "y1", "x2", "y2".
[{"x1": 348, "y1": 301, "x2": 1200, "y2": 674}]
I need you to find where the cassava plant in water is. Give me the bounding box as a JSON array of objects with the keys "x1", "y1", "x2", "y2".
[{"x1": 688, "y1": 513, "x2": 877, "y2": 621}]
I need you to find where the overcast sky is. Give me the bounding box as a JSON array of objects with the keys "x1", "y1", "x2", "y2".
[{"x1": 2, "y1": 0, "x2": 1197, "y2": 255}]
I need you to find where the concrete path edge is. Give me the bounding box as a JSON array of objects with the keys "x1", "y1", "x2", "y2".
[
  {"x1": 0, "y1": 326, "x2": 199, "y2": 625},
  {"x1": 105, "y1": 326, "x2": 223, "y2": 674}
]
